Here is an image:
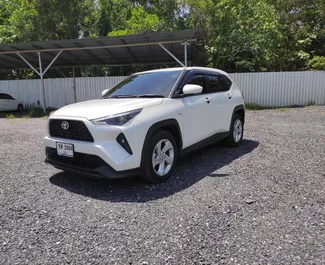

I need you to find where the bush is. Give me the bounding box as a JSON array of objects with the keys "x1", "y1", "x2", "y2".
[
  {"x1": 28, "y1": 106, "x2": 45, "y2": 117},
  {"x1": 307, "y1": 56, "x2": 325, "y2": 70},
  {"x1": 46, "y1": 107, "x2": 57, "y2": 116},
  {"x1": 26, "y1": 105, "x2": 58, "y2": 118}
]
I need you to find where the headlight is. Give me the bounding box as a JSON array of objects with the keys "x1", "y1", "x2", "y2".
[{"x1": 91, "y1": 109, "x2": 142, "y2": 126}]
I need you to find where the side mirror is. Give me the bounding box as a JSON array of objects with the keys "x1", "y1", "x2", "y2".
[
  {"x1": 182, "y1": 84, "x2": 203, "y2": 95},
  {"x1": 101, "y1": 89, "x2": 109, "y2": 96}
]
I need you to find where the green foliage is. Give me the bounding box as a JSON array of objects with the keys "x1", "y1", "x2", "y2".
[
  {"x1": 109, "y1": 6, "x2": 162, "y2": 36},
  {"x1": 0, "y1": 0, "x2": 98, "y2": 43},
  {"x1": 185, "y1": 0, "x2": 282, "y2": 71},
  {"x1": 46, "y1": 107, "x2": 58, "y2": 116},
  {"x1": 0, "y1": 0, "x2": 325, "y2": 74},
  {"x1": 28, "y1": 105, "x2": 45, "y2": 117},
  {"x1": 277, "y1": 108, "x2": 289, "y2": 112},
  {"x1": 307, "y1": 56, "x2": 325, "y2": 71},
  {"x1": 26, "y1": 107, "x2": 57, "y2": 117},
  {"x1": 245, "y1": 103, "x2": 316, "y2": 110},
  {"x1": 245, "y1": 104, "x2": 271, "y2": 110},
  {"x1": 6, "y1": 113, "x2": 15, "y2": 119}
]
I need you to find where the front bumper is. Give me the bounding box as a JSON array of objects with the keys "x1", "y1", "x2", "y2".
[
  {"x1": 45, "y1": 147, "x2": 139, "y2": 179},
  {"x1": 44, "y1": 116, "x2": 149, "y2": 178}
]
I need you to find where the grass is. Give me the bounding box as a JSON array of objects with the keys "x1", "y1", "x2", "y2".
[
  {"x1": 245, "y1": 102, "x2": 316, "y2": 111},
  {"x1": 277, "y1": 108, "x2": 290, "y2": 112},
  {"x1": 245, "y1": 104, "x2": 276, "y2": 110},
  {"x1": 6, "y1": 113, "x2": 15, "y2": 119},
  {"x1": 0, "y1": 106, "x2": 58, "y2": 119}
]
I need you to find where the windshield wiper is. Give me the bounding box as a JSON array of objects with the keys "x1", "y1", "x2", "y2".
[
  {"x1": 110, "y1": 94, "x2": 138, "y2": 98},
  {"x1": 137, "y1": 94, "x2": 165, "y2": 98}
]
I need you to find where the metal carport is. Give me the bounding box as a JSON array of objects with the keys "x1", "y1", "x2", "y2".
[{"x1": 0, "y1": 29, "x2": 198, "y2": 111}]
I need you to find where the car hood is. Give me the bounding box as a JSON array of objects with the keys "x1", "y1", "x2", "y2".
[{"x1": 51, "y1": 98, "x2": 164, "y2": 120}]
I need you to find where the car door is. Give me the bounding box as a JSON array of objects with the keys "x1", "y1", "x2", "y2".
[
  {"x1": 0, "y1": 94, "x2": 9, "y2": 110},
  {"x1": 5, "y1": 94, "x2": 17, "y2": 110},
  {"x1": 178, "y1": 73, "x2": 216, "y2": 148},
  {"x1": 205, "y1": 74, "x2": 236, "y2": 132}
]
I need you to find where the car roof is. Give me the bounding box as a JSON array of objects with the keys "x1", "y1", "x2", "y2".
[{"x1": 136, "y1": 67, "x2": 229, "y2": 76}]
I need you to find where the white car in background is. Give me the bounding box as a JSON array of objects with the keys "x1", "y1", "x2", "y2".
[
  {"x1": 0, "y1": 93, "x2": 24, "y2": 111},
  {"x1": 44, "y1": 67, "x2": 245, "y2": 183}
]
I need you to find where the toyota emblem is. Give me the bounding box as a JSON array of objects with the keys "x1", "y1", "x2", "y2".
[{"x1": 61, "y1": 121, "x2": 69, "y2": 130}]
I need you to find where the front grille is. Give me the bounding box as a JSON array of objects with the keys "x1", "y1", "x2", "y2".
[
  {"x1": 49, "y1": 119, "x2": 94, "y2": 142},
  {"x1": 46, "y1": 148, "x2": 103, "y2": 170}
]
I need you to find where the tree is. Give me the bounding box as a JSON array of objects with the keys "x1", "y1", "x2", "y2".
[
  {"x1": 1, "y1": 0, "x2": 325, "y2": 76},
  {"x1": 185, "y1": 0, "x2": 282, "y2": 72},
  {"x1": 268, "y1": 0, "x2": 325, "y2": 70},
  {"x1": 307, "y1": 56, "x2": 325, "y2": 70},
  {"x1": 109, "y1": 6, "x2": 163, "y2": 36},
  {"x1": 0, "y1": 0, "x2": 98, "y2": 43}
]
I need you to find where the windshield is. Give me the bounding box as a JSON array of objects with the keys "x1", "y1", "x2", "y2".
[{"x1": 102, "y1": 70, "x2": 183, "y2": 98}]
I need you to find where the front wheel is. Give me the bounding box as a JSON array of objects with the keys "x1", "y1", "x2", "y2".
[
  {"x1": 17, "y1": 104, "x2": 24, "y2": 112},
  {"x1": 223, "y1": 114, "x2": 244, "y2": 147},
  {"x1": 141, "y1": 130, "x2": 178, "y2": 184}
]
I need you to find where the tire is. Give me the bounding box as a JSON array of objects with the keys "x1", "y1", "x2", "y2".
[
  {"x1": 223, "y1": 114, "x2": 244, "y2": 147},
  {"x1": 17, "y1": 104, "x2": 24, "y2": 112},
  {"x1": 141, "y1": 130, "x2": 178, "y2": 184}
]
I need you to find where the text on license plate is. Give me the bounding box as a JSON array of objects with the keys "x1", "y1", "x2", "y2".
[{"x1": 56, "y1": 142, "x2": 74, "y2": 158}]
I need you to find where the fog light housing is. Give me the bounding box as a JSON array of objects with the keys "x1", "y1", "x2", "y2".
[{"x1": 116, "y1": 133, "x2": 133, "y2": 155}]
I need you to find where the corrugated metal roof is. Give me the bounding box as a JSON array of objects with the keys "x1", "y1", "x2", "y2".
[{"x1": 0, "y1": 30, "x2": 198, "y2": 70}]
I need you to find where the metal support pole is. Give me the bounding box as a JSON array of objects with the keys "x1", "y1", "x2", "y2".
[
  {"x1": 17, "y1": 50, "x2": 63, "y2": 113},
  {"x1": 158, "y1": 43, "x2": 185, "y2": 67},
  {"x1": 17, "y1": 53, "x2": 41, "y2": 76},
  {"x1": 181, "y1": 41, "x2": 190, "y2": 67},
  {"x1": 38, "y1": 52, "x2": 46, "y2": 112},
  {"x1": 72, "y1": 66, "x2": 77, "y2": 103},
  {"x1": 43, "y1": 50, "x2": 63, "y2": 76}
]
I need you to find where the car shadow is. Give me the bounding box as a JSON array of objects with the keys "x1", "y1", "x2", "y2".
[{"x1": 49, "y1": 139, "x2": 259, "y2": 202}]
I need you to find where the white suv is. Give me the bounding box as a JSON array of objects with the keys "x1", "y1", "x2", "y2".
[{"x1": 44, "y1": 67, "x2": 245, "y2": 183}]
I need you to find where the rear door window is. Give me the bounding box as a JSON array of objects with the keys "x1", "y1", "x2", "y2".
[
  {"x1": 206, "y1": 75, "x2": 226, "y2": 93},
  {"x1": 206, "y1": 74, "x2": 232, "y2": 93}
]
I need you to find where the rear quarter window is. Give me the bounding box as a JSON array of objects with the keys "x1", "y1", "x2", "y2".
[{"x1": 221, "y1": 75, "x2": 232, "y2": 90}]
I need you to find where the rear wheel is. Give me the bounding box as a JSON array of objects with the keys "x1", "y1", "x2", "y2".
[
  {"x1": 223, "y1": 114, "x2": 244, "y2": 147},
  {"x1": 17, "y1": 104, "x2": 23, "y2": 112},
  {"x1": 141, "y1": 130, "x2": 178, "y2": 183}
]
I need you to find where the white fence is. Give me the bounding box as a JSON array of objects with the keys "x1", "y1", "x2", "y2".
[
  {"x1": 231, "y1": 71, "x2": 325, "y2": 106},
  {"x1": 0, "y1": 76, "x2": 126, "y2": 108},
  {"x1": 0, "y1": 71, "x2": 324, "y2": 108}
]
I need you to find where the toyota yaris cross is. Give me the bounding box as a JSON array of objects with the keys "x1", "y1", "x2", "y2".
[{"x1": 44, "y1": 67, "x2": 245, "y2": 183}]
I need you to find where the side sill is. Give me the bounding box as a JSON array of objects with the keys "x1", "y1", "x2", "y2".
[{"x1": 180, "y1": 132, "x2": 229, "y2": 157}]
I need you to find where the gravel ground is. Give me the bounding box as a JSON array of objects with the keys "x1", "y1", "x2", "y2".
[{"x1": 0, "y1": 106, "x2": 324, "y2": 265}]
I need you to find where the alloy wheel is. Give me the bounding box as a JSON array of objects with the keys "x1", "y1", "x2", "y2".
[
  {"x1": 233, "y1": 119, "x2": 243, "y2": 143},
  {"x1": 152, "y1": 139, "x2": 175, "y2": 176}
]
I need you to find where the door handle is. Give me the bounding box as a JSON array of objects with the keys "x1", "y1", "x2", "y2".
[
  {"x1": 226, "y1": 93, "x2": 232, "y2": 99},
  {"x1": 205, "y1": 97, "x2": 212, "y2": 104}
]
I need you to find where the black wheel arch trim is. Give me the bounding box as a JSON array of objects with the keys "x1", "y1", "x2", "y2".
[
  {"x1": 141, "y1": 119, "x2": 183, "y2": 167},
  {"x1": 228, "y1": 104, "x2": 245, "y2": 131}
]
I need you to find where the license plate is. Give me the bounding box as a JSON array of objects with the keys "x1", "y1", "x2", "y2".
[{"x1": 56, "y1": 142, "x2": 74, "y2": 158}]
